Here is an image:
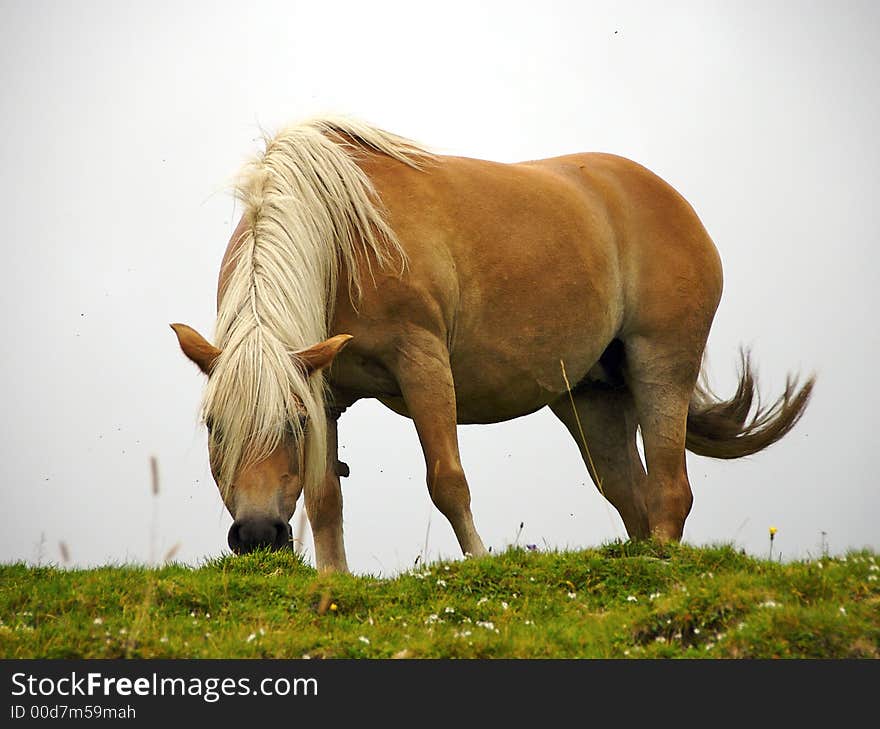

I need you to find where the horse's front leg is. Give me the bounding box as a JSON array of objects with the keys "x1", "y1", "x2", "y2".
[
  {"x1": 392, "y1": 334, "x2": 488, "y2": 558},
  {"x1": 304, "y1": 413, "x2": 350, "y2": 572}
]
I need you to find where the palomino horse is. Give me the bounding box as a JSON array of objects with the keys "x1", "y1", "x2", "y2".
[{"x1": 172, "y1": 116, "x2": 813, "y2": 571}]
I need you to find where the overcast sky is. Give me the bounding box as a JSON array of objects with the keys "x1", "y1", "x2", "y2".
[{"x1": 2, "y1": 1, "x2": 877, "y2": 575}]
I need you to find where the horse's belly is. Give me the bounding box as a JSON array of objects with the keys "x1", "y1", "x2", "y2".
[
  {"x1": 449, "y1": 369, "x2": 558, "y2": 424},
  {"x1": 446, "y1": 252, "x2": 620, "y2": 423},
  {"x1": 447, "y1": 317, "x2": 615, "y2": 424},
  {"x1": 372, "y1": 330, "x2": 609, "y2": 424},
  {"x1": 378, "y1": 378, "x2": 559, "y2": 424}
]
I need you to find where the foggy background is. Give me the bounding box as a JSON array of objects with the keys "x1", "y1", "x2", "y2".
[{"x1": 2, "y1": 1, "x2": 877, "y2": 575}]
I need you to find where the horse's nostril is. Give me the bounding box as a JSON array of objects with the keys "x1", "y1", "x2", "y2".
[
  {"x1": 271, "y1": 520, "x2": 293, "y2": 550},
  {"x1": 228, "y1": 518, "x2": 291, "y2": 554},
  {"x1": 228, "y1": 521, "x2": 243, "y2": 553}
]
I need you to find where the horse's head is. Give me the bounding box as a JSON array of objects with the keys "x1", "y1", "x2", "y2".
[{"x1": 170, "y1": 322, "x2": 351, "y2": 554}]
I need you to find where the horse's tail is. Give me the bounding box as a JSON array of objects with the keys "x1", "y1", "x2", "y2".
[{"x1": 685, "y1": 349, "x2": 815, "y2": 459}]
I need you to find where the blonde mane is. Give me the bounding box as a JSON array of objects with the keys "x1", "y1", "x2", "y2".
[{"x1": 202, "y1": 116, "x2": 433, "y2": 497}]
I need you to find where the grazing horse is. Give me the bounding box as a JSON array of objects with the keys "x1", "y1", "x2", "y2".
[{"x1": 172, "y1": 116, "x2": 813, "y2": 572}]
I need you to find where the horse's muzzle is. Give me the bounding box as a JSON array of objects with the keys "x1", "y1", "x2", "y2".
[{"x1": 228, "y1": 517, "x2": 292, "y2": 554}]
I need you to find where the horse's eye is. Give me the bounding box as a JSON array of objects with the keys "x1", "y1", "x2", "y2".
[
  {"x1": 287, "y1": 413, "x2": 308, "y2": 434},
  {"x1": 205, "y1": 417, "x2": 222, "y2": 441}
]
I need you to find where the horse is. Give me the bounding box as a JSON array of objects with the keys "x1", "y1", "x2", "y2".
[{"x1": 171, "y1": 116, "x2": 814, "y2": 572}]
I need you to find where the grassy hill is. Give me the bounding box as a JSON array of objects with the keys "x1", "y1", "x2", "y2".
[{"x1": 2, "y1": 541, "x2": 878, "y2": 659}]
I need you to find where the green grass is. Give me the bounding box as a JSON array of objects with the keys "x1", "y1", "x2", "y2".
[{"x1": 2, "y1": 541, "x2": 878, "y2": 658}]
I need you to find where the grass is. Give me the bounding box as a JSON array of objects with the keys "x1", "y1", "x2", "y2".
[{"x1": 1, "y1": 541, "x2": 878, "y2": 659}]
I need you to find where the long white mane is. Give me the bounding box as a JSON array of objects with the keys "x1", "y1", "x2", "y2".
[{"x1": 202, "y1": 116, "x2": 433, "y2": 496}]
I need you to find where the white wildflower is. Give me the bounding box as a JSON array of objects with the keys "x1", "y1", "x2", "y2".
[
  {"x1": 477, "y1": 597, "x2": 489, "y2": 605},
  {"x1": 444, "y1": 607, "x2": 455, "y2": 614},
  {"x1": 93, "y1": 618, "x2": 103, "y2": 625},
  {"x1": 246, "y1": 633, "x2": 256, "y2": 643},
  {"x1": 501, "y1": 602, "x2": 509, "y2": 610},
  {"x1": 626, "y1": 595, "x2": 638, "y2": 602},
  {"x1": 567, "y1": 592, "x2": 577, "y2": 599},
  {"x1": 436, "y1": 579, "x2": 447, "y2": 587},
  {"x1": 358, "y1": 636, "x2": 370, "y2": 644}
]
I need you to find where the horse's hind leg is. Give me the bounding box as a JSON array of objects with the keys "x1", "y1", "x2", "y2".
[
  {"x1": 624, "y1": 334, "x2": 704, "y2": 540},
  {"x1": 550, "y1": 383, "x2": 650, "y2": 539}
]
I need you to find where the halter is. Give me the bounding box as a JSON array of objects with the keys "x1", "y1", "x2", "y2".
[{"x1": 326, "y1": 403, "x2": 350, "y2": 478}]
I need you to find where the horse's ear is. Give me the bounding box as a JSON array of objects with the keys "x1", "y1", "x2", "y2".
[
  {"x1": 295, "y1": 334, "x2": 353, "y2": 375},
  {"x1": 170, "y1": 323, "x2": 221, "y2": 376}
]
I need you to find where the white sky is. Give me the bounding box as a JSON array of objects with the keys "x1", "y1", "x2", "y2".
[{"x1": 1, "y1": 1, "x2": 877, "y2": 575}]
